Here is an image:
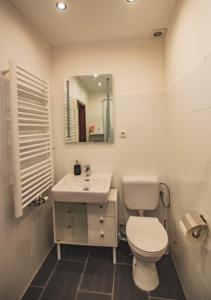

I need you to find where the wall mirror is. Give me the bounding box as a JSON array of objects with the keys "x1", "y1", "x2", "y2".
[{"x1": 64, "y1": 74, "x2": 113, "y2": 143}]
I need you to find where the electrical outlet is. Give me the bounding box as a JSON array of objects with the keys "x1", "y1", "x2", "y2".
[{"x1": 120, "y1": 130, "x2": 127, "y2": 138}]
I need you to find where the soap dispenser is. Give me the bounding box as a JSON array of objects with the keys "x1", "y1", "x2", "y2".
[{"x1": 74, "y1": 160, "x2": 81, "y2": 176}]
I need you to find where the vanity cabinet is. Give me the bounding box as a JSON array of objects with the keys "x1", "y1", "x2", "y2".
[
  {"x1": 54, "y1": 202, "x2": 88, "y2": 244},
  {"x1": 53, "y1": 189, "x2": 118, "y2": 264}
]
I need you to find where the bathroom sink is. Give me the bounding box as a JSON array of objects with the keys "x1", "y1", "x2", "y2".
[{"x1": 51, "y1": 173, "x2": 112, "y2": 203}]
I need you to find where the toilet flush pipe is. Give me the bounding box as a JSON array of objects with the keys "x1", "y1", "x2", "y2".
[
  {"x1": 159, "y1": 183, "x2": 171, "y2": 208},
  {"x1": 159, "y1": 183, "x2": 171, "y2": 230},
  {"x1": 159, "y1": 183, "x2": 171, "y2": 255}
]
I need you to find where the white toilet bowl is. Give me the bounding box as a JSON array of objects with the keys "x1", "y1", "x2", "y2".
[{"x1": 126, "y1": 216, "x2": 168, "y2": 291}]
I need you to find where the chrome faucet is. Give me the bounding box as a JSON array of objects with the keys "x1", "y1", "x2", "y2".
[{"x1": 84, "y1": 164, "x2": 91, "y2": 176}]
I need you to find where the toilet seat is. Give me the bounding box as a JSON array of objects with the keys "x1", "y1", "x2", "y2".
[
  {"x1": 129, "y1": 240, "x2": 165, "y2": 257},
  {"x1": 126, "y1": 217, "x2": 168, "y2": 254}
]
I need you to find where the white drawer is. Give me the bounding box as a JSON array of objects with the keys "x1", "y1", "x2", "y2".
[
  {"x1": 88, "y1": 229, "x2": 116, "y2": 246},
  {"x1": 88, "y1": 215, "x2": 115, "y2": 231},
  {"x1": 87, "y1": 202, "x2": 115, "y2": 216}
]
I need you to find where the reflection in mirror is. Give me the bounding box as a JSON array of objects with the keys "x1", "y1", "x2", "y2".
[{"x1": 64, "y1": 74, "x2": 113, "y2": 143}]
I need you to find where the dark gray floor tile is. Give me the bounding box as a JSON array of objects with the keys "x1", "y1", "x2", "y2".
[
  {"x1": 113, "y1": 264, "x2": 148, "y2": 300},
  {"x1": 41, "y1": 260, "x2": 84, "y2": 300},
  {"x1": 150, "y1": 255, "x2": 186, "y2": 300},
  {"x1": 117, "y1": 241, "x2": 133, "y2": 264},
  {"x1": 61, "y1": 244, "x2": 90, "y2": 261},
  {"x1": 89, "y1": 246, "x2": 113, "y2": 261},
  {"x1": 22, "y1": 287, "x2": 43, "y2": 300},
  {"x1": 76, "y1": 291, "x2": 111, "y2": 300},
  {"x1": 80, "y1": 258, "x2": 114, "y2": 293},
  {"x1": 150, "y1": 297, "x2": 176, "y2": 300},
  {"x1": 31, "y1": 246, "x2": 57, "y2": 287}
]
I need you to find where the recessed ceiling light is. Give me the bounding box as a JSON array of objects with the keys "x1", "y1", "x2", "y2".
[
  {"x1": 98, "y1": 82, "x2": 102, "y2": 87},
  {"x1": 151, "y1": 29, "x2": 167, "y2": 39},
  {"x1": 56, "y1": 2, "x2": 67, "y2": 10},
  {"x1": 153, "y1": 31, "x2": 162, "y2": 38},
  {"x1": 94, "y1": 74, "x2": 98, "y2": 78},
  {"x1": 127, "y1": 0, "x2": 136, "y2": 3}
]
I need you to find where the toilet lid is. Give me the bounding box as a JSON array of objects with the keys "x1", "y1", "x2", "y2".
[{"x1": 126, "y1": 217, "x2": 168, "y2": 253}]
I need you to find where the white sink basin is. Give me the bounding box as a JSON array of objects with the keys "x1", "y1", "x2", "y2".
[{"x1": 52, "y1": 173, "x2": 112, "y2": 203}]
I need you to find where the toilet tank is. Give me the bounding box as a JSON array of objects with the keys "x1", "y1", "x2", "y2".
[{"x1": 122, "y1": 175, "x2": 159, "y2": 210}]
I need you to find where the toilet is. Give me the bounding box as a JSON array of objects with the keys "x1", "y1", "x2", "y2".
[{"x1": 122, "y1": 175, "x2": 168, "y2": 292}]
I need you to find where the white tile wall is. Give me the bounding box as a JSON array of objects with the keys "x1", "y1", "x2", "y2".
[
  {"x1": 167, "y1": 51, "x2": 211, "y2": 300},
  {"x1": 165, "y1": 1, "x2": 211, "y2": 297},
  {"x1": 0, "y1": 1, "x2": 53, "y2": 299},
  {"x1": 0, "y1": 75, "x2": 54, "y2": 300}
]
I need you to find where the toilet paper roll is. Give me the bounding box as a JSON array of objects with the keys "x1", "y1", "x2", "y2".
[{"x1": 179, "y1": 219, "x2": 207, "y2": 247}]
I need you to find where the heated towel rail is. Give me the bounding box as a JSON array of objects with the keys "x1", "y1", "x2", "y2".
[{"x1": 8, "y1": 60, "x2": 54, "y2": 218}]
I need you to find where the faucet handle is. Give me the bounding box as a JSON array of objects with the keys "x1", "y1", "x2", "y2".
[
  {"x1": 83, "y1": 164, "x2": 91, "y2": 176},
  {"x1": 84, "y1": 164, "x2": 90, "y2": 170}
]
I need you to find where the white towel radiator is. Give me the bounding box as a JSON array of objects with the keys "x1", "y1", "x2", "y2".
[{"x1": 7, "y1": 60, "x2": 54, "y2": 218}]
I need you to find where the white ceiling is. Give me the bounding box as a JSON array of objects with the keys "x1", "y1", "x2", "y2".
[
  {"x1": 9, "y1": 0, "x2": 178, "y2": 46},
  {"x1": 78, "y1": 74, "x2": 112, "y2": 91}
]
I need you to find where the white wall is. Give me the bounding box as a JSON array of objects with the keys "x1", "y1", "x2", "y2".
[
  {"x1": 0, "y1": 1, "x2": 53, "y2": 299},
  {"x1": 51, "y1": 39, "x2": 167, "y2": 222},
  {"x1": 164, "y1": 0, "x2": 211, "y2": 299}
]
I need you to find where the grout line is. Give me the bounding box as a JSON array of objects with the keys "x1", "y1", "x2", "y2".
[
  {"x1": 186, "y1": 105, "x2": 211, "y2": 114},
  {"x1": 111, "y1": 264, "x2": 116, "y2": 300},
  {"x1": 38, "y1": 260, "x2": 59, "y2": 300},
  {"x1": 116, "y1": 262, "x2": 132, "y2": 266},
  {"x1": 61, "y1": 257, "x2": 87, "y2": 263},
  {"x1": 79, "y1": 289, "x2": 112, "y2": 296},
  {"x1": 73, "y1": 249, "x2": 90, "y2": 300},
  {"x1": 149, "y1": 297, "x2": 176, "y2": 300},
  {"x1": 30, "y1": 284, "x2": 44, "y2": 289}
]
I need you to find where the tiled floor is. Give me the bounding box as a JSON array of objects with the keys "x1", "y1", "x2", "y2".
[{"x1": 22, "y1": 242, "x2": 186, "y2": 300}]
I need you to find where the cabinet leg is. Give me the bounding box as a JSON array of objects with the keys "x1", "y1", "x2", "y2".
[
  {"x1": 57, "y1": 243, "x2": 61, "y2": 260},
  {"x1": 113, "y1": 247, "x2": 117, "y2": 264}
]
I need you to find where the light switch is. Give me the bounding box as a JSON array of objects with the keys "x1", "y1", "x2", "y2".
[{"x1": 120, "y1": 130, "x2": 127, "y2": 138}]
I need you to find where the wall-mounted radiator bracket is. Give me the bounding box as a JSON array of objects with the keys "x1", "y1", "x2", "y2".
[{"x1": 1, "y1": 69, "x2": 9, "y2": 76}]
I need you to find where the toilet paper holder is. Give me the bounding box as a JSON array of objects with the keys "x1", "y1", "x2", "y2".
[{"x1": 181, "y1": 213, "x2": 208, "y2": 239}]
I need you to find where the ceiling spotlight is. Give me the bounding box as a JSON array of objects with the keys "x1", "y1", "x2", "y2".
[
  {"x1": 151, "y1": 29, "x2": 167, "y2": 39},
  {"x1": 127, "y1": 0, "x2": 136, "y2": 3},
  {"x1": 153, "y1": 31, "x2": 162, "y2": 38},
  {"x1": 98, "y1": 82, "x2": 102, "y2": 87},
  {"x1": 94, "y1": 74, "x2": 98, "y2": 78},
  {"x1": 56, "y1": 2, "x2": 67, "y2": 10}
]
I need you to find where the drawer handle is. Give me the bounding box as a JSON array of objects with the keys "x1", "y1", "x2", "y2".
[
  {"x1": 99, "y1": 205, "x2": 103, "y2": 209},
  {"x1": 100, "y1": 217, "x2": 104, "y2": 223},
  {"x1": 100, "y1": 230, "x2": 104, "y2": 238},
  {"x1": 67, "y1": 209, "x2": 72, "y2": 213},
  {"x1": 67, "y1": 225, "x2": 72, "y2": 229}
]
